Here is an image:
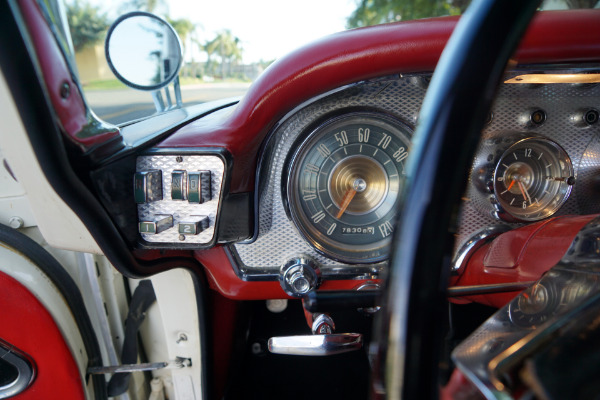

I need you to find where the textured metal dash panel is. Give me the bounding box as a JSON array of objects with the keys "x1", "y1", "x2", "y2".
[
  {"x1": 455, "y1": 71, "x2": 600, "y2": 251},
  {"x1": 233, "y1": 70, "x2": 600, "y2": 273},
  {"x1": 234, "y1": 76, "x2": 425, "y2": 270},
  {"x1": 136, "y1": 154, "x2": 225, "y2": 245}
]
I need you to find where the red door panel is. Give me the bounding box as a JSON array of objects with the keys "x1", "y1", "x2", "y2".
[{"x1": 0, "y1": 272, "x2": 85, "y2": 400}]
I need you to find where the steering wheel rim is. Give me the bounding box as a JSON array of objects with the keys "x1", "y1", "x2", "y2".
[{"x1": 375, "y1": 0, "x2": 542, "y2": 398}]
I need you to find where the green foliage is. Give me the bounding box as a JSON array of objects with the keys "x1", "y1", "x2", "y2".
[
  {"x1": 165, "y1": 17, "x2": 195, "y2": 49},
  {"x1": 204, "y1": 30, "x2": 243, "y2": 78},
  {"x1": 66, "y1": 0, "x2": 109, "y2": 52},
  {"x1": 346, "y1": 0, "x2": 469, "y2": 28},
  {"x1": 204, "y1": 30, "x2": 243, "y2": 62},
  {"x1": 119, "y1": 0, "x2": 168, "y2": 14}
]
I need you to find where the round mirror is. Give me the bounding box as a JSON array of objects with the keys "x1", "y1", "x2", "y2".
[{"x1": 105, "y1": 12, "x2": 183, "y2": 91}]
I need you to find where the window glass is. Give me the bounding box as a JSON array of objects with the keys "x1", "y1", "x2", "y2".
[{"x1": 67, "y1": 0, "x2": 596, "y2": 124}]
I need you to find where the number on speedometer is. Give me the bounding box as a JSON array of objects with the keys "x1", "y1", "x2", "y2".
[{"x1": 285, "y1": 112, "x2": 412, "y2": 263}]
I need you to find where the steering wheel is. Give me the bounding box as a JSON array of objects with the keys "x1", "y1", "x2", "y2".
[{"x1": 375, "y1": 0, "x2": 542, "y2": 398}]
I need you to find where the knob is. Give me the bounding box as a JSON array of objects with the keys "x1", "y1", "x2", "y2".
[
  {"x1": 312, "y1": 314, "x2": 335, "y2": 334},
  {"x1": 279, "y1": 256, "x2": 321, "y2": 297}
]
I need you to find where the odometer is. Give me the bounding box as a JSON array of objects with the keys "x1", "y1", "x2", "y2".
[{"x1": 285, "y1": 112, "x2": 412, "y2": 263}]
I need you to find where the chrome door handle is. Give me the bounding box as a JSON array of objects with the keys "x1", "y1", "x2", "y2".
[{"x1": 268, "y1": 333, "x2": 362, "y2": 356}]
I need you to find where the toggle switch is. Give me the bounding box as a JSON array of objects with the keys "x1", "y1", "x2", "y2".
[
  {"x1": 171, "y1": 170, "x2": 187, "y2": 200},
  {"x1": 134, "y1": 170, "x2": 163, "y2": 203},
  {"x1": 187, "y1": 171, "x2": 212, "y2": 204},
  {"x1": 178, "y1": 216, "x2": 209, "y2": 235},
  {"x1": 139, "y1": 215, "x2": 173, "y2": 234}
]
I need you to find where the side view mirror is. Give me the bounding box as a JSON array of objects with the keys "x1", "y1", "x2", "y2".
[{"x1": 105, "y1": 11, "x2": 183, "y2": 110}]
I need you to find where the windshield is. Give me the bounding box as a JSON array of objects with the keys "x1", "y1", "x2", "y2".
[{"x1": 68, "y1": 0, "x2": 598, "y2": 125}]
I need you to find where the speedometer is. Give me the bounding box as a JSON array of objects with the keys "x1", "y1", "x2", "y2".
[{"x1": 285, "y1": 112, "x2": 412, "y2": 263}]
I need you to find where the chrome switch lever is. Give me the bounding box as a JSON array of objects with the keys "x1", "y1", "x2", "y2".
[
  {"x1": 268, "y1": 313, "x2": 362, "y2": 356},
  {"x1": 268, "y1": 333, "x2": 363, "y2": 356}
]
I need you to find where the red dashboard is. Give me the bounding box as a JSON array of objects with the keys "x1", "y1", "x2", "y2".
[
  {"x1": 154, "y1": 10, "x2": 600, "y2": 301},
  {"x1": 4, "y1": 2, "x2": 600, "y2": 399}
]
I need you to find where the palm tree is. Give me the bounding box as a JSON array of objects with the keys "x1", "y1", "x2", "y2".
[
  {"x1": 66, "y1": 0, "x2": 109, "y2": 52},
  {"x1": 165, "y1": 17, "x2": 197, "y2": 77},
  {"x1": 119, "y1": 0, "x2": 168, "y2": 14},
  {"x1": 204, "y1": 30, "x2": 243, "y2": 79}
]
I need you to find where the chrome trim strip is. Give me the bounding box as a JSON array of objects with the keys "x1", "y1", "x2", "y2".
[
  {"x1": 451, "y1": 225, "x2": 510, "y2": 275},
  {"x1": 226, "y1": 246, "x2": 383, "y2": 282},
  {"x1": 447, "y1": 281, "x2": 534, "y2": 297},
  {"x1": 0, "y1": 345, "x2": 34, "y2": 399}
]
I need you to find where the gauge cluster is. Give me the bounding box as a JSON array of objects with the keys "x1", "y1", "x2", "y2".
[
  {"x1": 227, "y1": 69, "x2": 600, "y2": 281},
  {"x1": 285, "y1": 112, "x2": 411, "y2": 263},
  {"x1": 457, "y1": 71, "x2": 600, "y2": 253},
  {"x1": 232, "y1": 76, "x2": 425, "y2": 278}
]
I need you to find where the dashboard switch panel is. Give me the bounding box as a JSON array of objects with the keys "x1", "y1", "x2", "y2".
[
  {"x1": 135, "y1": 154, "x2": 225, "y2": 246},
  {"x1": 134, "y1": 170, "x2": 163, "y2": 203}
]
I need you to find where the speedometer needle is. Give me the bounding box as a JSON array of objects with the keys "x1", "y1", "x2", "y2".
[{"x1": 336, "y1": 188, "x2": 357, "y2": 219}]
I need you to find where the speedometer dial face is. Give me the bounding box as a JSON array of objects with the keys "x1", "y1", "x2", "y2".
[
  {"x1": 493, "y1": 137, "x2": 574, "y2": 222},
  {"x1": 286, "y1": 112, "x2": 412, "y2": 263}
]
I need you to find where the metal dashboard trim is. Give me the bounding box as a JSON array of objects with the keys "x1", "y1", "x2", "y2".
[
  {"x1": 225, "y1": 246, "x2": 383, "y2": 282},
  {"x1": 135, "y1": 147, "x2": 232, "y2": 250},
  {"x1": 232, "y1": 66, "x2": 600, "y2": 281},
  {"x1": 241, "y1": 79, "x2": 369, "y2": 245},
  {"x1": 233, "y1": 75, "x2": 425, "y2": 275}
]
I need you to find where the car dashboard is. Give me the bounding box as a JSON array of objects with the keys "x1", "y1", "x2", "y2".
[
  {"x1": 4, "y1": 3, "x2": 600, "y2": 399},
  {"x1": 128, "y1": 66, "x2": 600, "y2": 293}
]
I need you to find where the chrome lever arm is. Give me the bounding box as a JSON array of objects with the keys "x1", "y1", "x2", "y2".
[{"x1": 268, "y1": 333, "x2": 363, "y2": 356}]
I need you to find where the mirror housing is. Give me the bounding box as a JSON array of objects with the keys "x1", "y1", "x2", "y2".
[{"x1": 105, "y1": 12, "x2": 183, "y2": 91}]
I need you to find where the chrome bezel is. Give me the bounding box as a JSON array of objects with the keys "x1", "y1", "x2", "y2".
[
  {"x1": 284, "y1": 111, "x2": 412, "y2": 264},
  {"x1": 492, "y1": 137, "x2": 574, "y2": 222}
]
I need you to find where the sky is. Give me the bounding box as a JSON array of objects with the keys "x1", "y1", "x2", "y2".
[{"x1": 97, "y1": 0, "x2": 357, "y2": 63}]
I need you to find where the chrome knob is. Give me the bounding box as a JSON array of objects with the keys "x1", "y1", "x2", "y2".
[
  {"x1": 312, "y1": 314, "x2": 335, "y2": 334},
  {"x1": 279, "y1": 256, "x2": 321, "y2": 297}
]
